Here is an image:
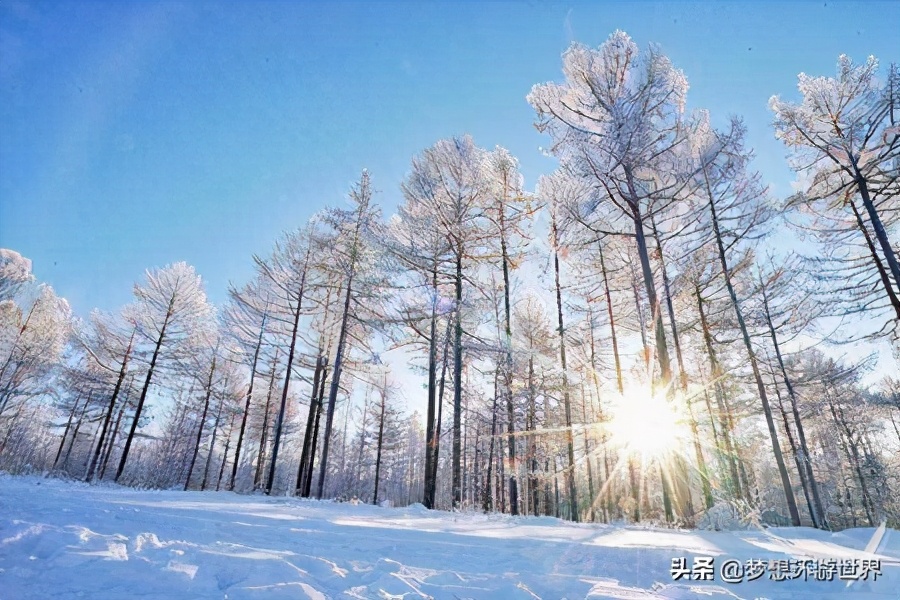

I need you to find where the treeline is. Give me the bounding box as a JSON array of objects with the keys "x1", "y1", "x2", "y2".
[{"x1": 1, "y1": 31, "x2": 898, "y2": 529}]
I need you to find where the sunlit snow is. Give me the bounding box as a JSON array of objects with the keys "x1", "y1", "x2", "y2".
[{"x1": 1, "y1": 475, "x2": 897, "y2": 599}]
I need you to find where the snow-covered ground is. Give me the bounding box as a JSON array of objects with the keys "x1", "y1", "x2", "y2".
[{"x1": 0, "y1": 475, "x2": 897, "y2": 599}]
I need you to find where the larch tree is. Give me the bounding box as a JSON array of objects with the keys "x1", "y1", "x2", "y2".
[
  {"x1": 254, "y1": 226, "x2": 315, "y2": 495},
  {"x1": 115, "y1": 262, "x2": 214, "y2": 482},
  {"x1": 400, "y1": 136, "x2": 490, "y2": 508},
  {"x1": 316, "y1": 170, "x2": 383, "y2": 499},
  {"x1": 538, "y1": 170, "x2": 584, "y2": 521},
  {"x1": 752, "y1": 255, "x2": 828, "y2": 528},
  {"x1": 771, "y1": 55, "x2": 899, "y2": 332},
  {"x1": 0, "y1": 282, "x2": 71, "y2": 421},
  {"x1": 481, "y1": 146, "x2": 532, "y2": 516},
  {"x1": 222, "y1": 276, "x2": 272, "y2": 490},
  {"x1": 388, "y1": 169, "x2": 454, "y2": 509},
  {"x1": 690, "y1": 116, "x2": 801, "y2": 525},
  {"x1": 528, "y1": 30, "x2": 693, "y2": 387},
  {"x1": 77, "y1": 309, "x2": 138, "y2": 482}
]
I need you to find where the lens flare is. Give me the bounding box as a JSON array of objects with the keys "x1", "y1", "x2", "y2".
[{"x1": 606, "y1": 384, "x2": 687, "y2": 460}]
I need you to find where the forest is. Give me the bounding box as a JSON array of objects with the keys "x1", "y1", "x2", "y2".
[{"x1": 2, "y1": 31, "x2": 898, "y2": 532}]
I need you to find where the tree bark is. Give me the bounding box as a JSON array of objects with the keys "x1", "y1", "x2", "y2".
[
  {"x1": 116, "y1": 301, "x2": 173, "y2": 482},
  {"x1": 230, "y1": 307, "x2": 268, "y2": 490},
  {"x1": 297, "y1": 353, "x2": 324, "y2": 495},
  {"x1": 705, "y1": 186, "x2": 800, "y2": 525},
  {"x1": 452, "y1": 249, "x2": 464, "y2": 509},
  {"x1": 761, "y1": 285, "x2": 828, "y2": 528},
  {"x1": 185, "y1": 352, "x2": 218, "y2": 491},
  {"x1": 266, "y1": 268, "x2": 308, "y2": 495},
  {"x1": 373, "y1": 378, "x2": 387, "y2": 505},
  {"x1": 848, "y1": 195, "x2": 900, "y2": 320},
  {"x1": 424, "y1": 263, "x2": 439, "y2": 509},
  {"x1": 551, "y1": 209, "x2": 579, "y2": 522},
  {"x1": 87, "y1": 329, "x2": 135, "y2": 482},
  {"x1": 254, "y1": 350, "x2": 279, "y2": 490},
  {"x1": 855, "y1": 170, "x2": 900, "y2": 292}
]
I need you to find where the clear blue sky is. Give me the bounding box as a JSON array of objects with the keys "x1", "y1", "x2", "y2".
[{"x1": 2, "y1": 0, "x2": 898, "y2": 316}]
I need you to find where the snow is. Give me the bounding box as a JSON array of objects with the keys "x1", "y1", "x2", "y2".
[{"x1": 1, "y1": 475, "x2": 898, "y2": 599}]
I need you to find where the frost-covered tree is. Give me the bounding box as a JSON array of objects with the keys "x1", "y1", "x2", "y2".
[
  {"x1": 316, "y1": 170, "x2": 385, "y2": 499},
  {"x1": 481, "y1": 146, "x2": 532, "y2": 516},
  {"x1": 76, "y1": 309, "x2": 139, "y2": 482},
  {"x1": 772, "y1": 56, "x2": 899, "y2": 331},
  {"x1": 0, "y1": 283, "x2": 71, "y2": 420},
  {"x1": 399, "y1": 137, "x2": 490, "y2": 508},
  {"x1": 688, "y1": 116, "x2": 801, "y2": 525},
  {"x1": 0, "y1": 249, "x2": 35, "y2": 302},
  {"x1": 529, "y1": 30, "x2": 692, "y2": 385},
  {"x1": 253, "y1": 226, "x2": 315, "y2": 495},
  {"x1": 222, "y1": 276, "x2": 272, "y2": 491},
  {"x1": 115, "y1": 262, "x2": 215, "y2": 482}
]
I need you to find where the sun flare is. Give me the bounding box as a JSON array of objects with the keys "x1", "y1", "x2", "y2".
[{"x1": 606, "y1": 385, "x2": 686, "y2": 460}]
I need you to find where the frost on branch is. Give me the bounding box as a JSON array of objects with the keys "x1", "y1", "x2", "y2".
[{"x1": 0, "y1": 249, "x2": 34, "y2": 301}]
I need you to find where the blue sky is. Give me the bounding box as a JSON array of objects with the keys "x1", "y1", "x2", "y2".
[{"x1": 2, "y1": 0, "x2": 898, "y2": 316}]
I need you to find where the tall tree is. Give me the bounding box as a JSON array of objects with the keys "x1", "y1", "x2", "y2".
[
  {"x1": 529, "y1": 30, "x2": 693, "y2": 385},
  {"x1": 255, "y1": 228, "x2": 314, "y2": 495},
  {"x1": 771, "y1": 55, "x2": 899, "y2": 314},
  {"x1": 540, "y1": 171, "x2": 581, "y2": 521},
  {"x1": 316, "y1": 170, "x2": 382, "y2": 498},
  {"x1": 400, "y1": 137, "x2": 489, "y2": 508},
  {"x1": 115, "y1": 262, "x2": 214, "y2": 482},
  {"x1": 482, "y1": 146, "x2": 531, "y2": 516},
  {"x1": 692, "y1": 118, "x2": 801, "y2": 525}
]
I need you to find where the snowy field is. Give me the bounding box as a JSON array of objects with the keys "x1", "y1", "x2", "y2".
[{"x1": 1, "y1": 475, "x2": 898, "y2": 600}]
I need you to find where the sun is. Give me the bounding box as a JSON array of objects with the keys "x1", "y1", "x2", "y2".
[{"x1": 606, "y1": 384, "x2": 687, "y2": 460}]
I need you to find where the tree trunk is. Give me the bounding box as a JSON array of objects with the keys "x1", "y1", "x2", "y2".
[
  {"x1": 297, "y1": 353, "x2": 324, "y2": 495},
  {"x1": 62, "y1": 393, "x2": 91, "y2": 470},
  {"x1": 598, "y1": 242, "x2": 623, "y2": 394},
  {"x1": 431, "y1": 315, "x2": 452, "y2": 506},
  {"x1": 828, "y1": 395, "x2": 875, "y2": 526},
  {"x1": 201, "y1": 378, "x2": 227, "y2": 491},
  {"x1": 254, "y1": 350, "x2": 279, "y2": 490},
  {"x1": 848, "y1": 196, "x2": 900, "y2": 320},
  {"x1": 498, "y1": 200, "x2": 518, "y2": 516},
  {"x1": 768, "y1": 367, "x2": 816, "y2": 525},
  {"x1": 452, "y1": 250, "x2": 464, "y2": 509},
  {"x1": 373, "y1": 380, "x2": 387, "y2": 506},
  {"x1": 761, "y1": 285, "x2": 827, "y2": 528},
  {"x1": 706, "y1": 186, "x2": 800, "y2": 526},
  {"x1": 624, "y1": 170, "x2": 671, "y2": 383},
  {"x1": 316, "y1": 275, "x2": 355, "y2": 499},
  {"x1": 424, "y1": 263, "x2": 439, "y2": 509},
  {"x1": 100, "y1": 398, "x2": 128, "y2": 481},
  {"x1": 580, "y1": 383, "x2": 595, "y2": 521},
  {"x1": 230, "y1": 307, "x2": 268, "y2": 490},
  {"x1": 302, "y1": 363, "x2": 328, "y2": 498},
  {"x1": 855, "y1": 169, "x2": 900, "y2": 291},
  {"x1": 483, "y1": 376, "x2": 500, "y2": 513},
  {"x1": 267, "y1": 267, "x2": 308, "y2": 495},
  {"x1": 185, "y1": 352, "x2": 218, "y2": 491},
  {"x1": 551, "y1": 209, "x2": 578, "y2": 522},
  {"x1": 87, "y1": 329, "x2": 135, "y2": 482},
  {"x1": 217, "y1": 411, "x2": 237, "y2": 491},
  {"x1": 54, "y1": 394, "x2": 82, "y2": 470},
  {"x1": 116, "y1": 302, "x2": 173, "y2": 482}
]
